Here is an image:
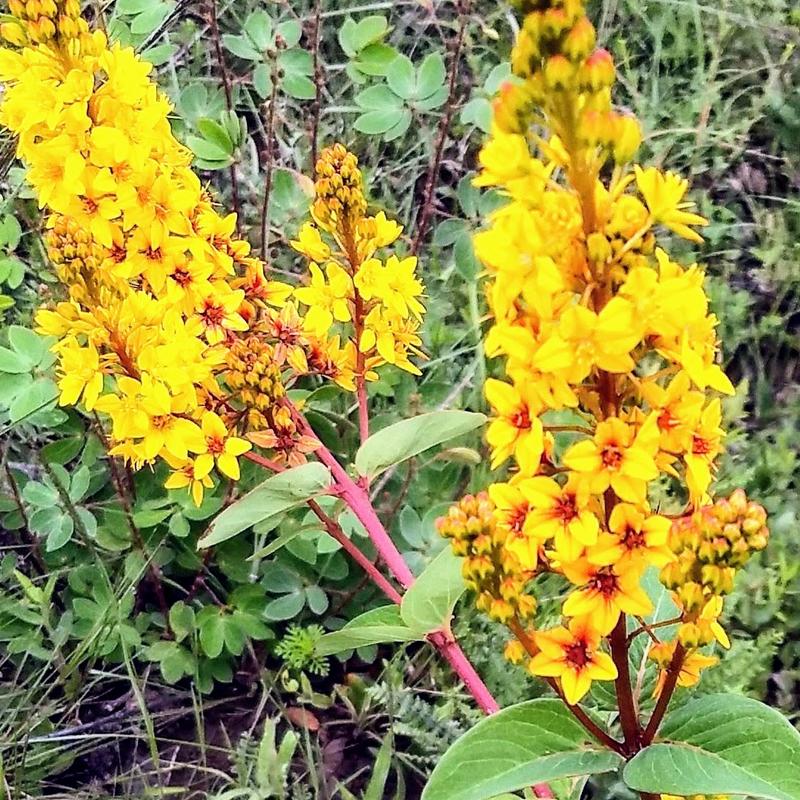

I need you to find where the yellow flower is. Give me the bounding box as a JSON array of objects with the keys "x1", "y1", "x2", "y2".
[
  {"x1": 634, "y1": 165, "x2": 708, "y2": 243},
  {"x1": 532, "y1": 298, "x2": 642, "y2": 383},
  {"x1": 561, "y1": 559, "x2": 653, "y2": 635},
  {"x1": 587, "y1": 503, "x2": 674, "y2": 570},
  {"x1": 194, "y1": 411, "x2": 251, "y2": 481},
  {"x1": 518, "y1": 474, "x2": 600, "y2": 560},
  {"x1": 294, "y1": 261, "x2": 353, "y2": 335},
  {"x1": 56, "y1": 341, "x2": 104, "y2": 411},
  {"x1": 164, "y1": 456, "x2": 215, "y2": 507},
  {"x1": 484, "y1": 378, "x2": 545, "y2": 474},
  {"x1": 291, "y1": 222, "x2": 331, "y2": 261},
  {"x1": 529, "y1": 618, "x2": 618, "y2": 705},
  {"x1": 563, "y1": 415, "x2": 659, "y2": 505},
  {"x1": 684, "y1": 398, "x2": 725, "y2": 503}
]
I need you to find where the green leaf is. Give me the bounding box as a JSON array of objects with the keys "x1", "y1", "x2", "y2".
[
  {"x1": 0, "y1": 345, "x2": 30, "y2": 373},
  {"x1": 264, "y1": 590, "x2": 305, "y2": 621},
  {"x1": 339, "y1": 15, "x2": 389, "y2": 57},
  {"x1": 222, "y1": 33, "x2": 260, "y2": 60},
  {"x1": 46, "y1": 513, "x2": 74, "y2": 552},
  {"x1": 169, "y1": 601, "x2": 195, "y2": 642},
  {"x1": 460, "y1": 97, "x2": 492, "y2": 133},
  {"x1": 305, "y1": 585, "x2": 329, "y2": 615},
  {"x1": 384, "y1": 109, "x2": 412, "y2": 141},
  {"x1": 275, "y1": 19, "x2": 302, "y2": 48},
  {"x1": 624, "y1": 694, "x2": 800, "y2": 800},
  {"x1": 282, "y1": 73, "x2": 316, "y2": 100},
  {"x1": 354, "y1": 107, "x2": 404, "y2": 135},
  {"x1": 199, "y1": 612, "x2": 225, "y2": 658},
  {"x1": 353, "y1": 44, "x2": 398, "y2": 76},
  {"x1": 129, "y1": 2, "x2": 172, "y2": 36},
  {"x1": 355, "y1": 84, "x2": 399, "y2": 109},
  {"x1": 422, "y1": 699, "x2": 623, "y2": 800},
  {"x1": 8, "y1": 326, "x2": 45, "y2": 364},
  {"x1": 315, "y1": 606, "x2": 420, "y2": 656},
  {"x1": 386, "y1": 54, "x2": 415, "y2": 99},
  {"x1": 416, "y1": 52, "x2": 446, "y2": 99},
  {"x1": 197, "y1": 118, "x2": 234, "y2": 154},
  {"x1": 198, "y1": 463, "x2": 331, "y2": 548},
  {"x1": 244, "y1": 9, "x2": 272, "y2": 51},
  {"x1": 401, "y1": 547, "x2": 464, "y2": 634},
  {"x1": 10, "y1": 378, "x2": 58, "y2": 423},
  {"x1": 252, "y1": 62, "x2": 272, "y2": 99},
  {"x1": 355, "y1": 410, "x2": 486, "y2": 479}
]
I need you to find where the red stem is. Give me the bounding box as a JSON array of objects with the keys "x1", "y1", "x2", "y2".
[
  {"x1": 307, "y1": 498, "x2": 403, "y2": 604},
  {"x1": 610, "y1": 616, "x2": 641, "y2": 755},
  {"x1": 642, "y1": 643, "x2": 685, "y2": 744}
]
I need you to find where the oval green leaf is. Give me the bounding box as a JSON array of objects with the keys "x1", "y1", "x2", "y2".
[
  {"x1": 315, "y1": 605, "x2": 420, "y2": 657},
  {"x1": 624, "y1": 694, "x2": 800, "y2": 800},
  {"x1": 355, "y1": 410, "x2": 486, "y2": 479},
  {"x1": 401, "y1": 547, "x2": 464, "y2": 634},
  {"x1": 198, "y1": 462, "x2": 332, "y2": 548},
  {"x1": 422, "y1": 699, "x2": 623, "y2": 800}
]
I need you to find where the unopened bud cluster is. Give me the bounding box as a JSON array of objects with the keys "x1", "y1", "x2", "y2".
[
  {"x1": 2, "y1": 0, "x2": 88, "y2": 44},
  {"x1": 662, "y1": 489, "x2": 768, "y2": 626},
  {"x1": 312, "y1": 143, "x2": 367, "y2": 234},
  {"x1": 45, "y1": 215, "x2": 109, "y2": 303},
  {"x1": 498, "y1": 0, "x2": 641, "y2": 162},
  {"x1": 225, "y1": 336, "x2": 286, "y2": 425},
  {"x1": 437, "y1": 493, "x2": 536, "y2": 623}
]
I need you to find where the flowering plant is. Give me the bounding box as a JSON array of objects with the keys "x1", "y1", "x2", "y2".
[
  {"x1": 0, "y1": 0, "x2": 798, "y2": 799},
  {"x1": 424, "y1": 2, "x2": 800, "y2": 799}
]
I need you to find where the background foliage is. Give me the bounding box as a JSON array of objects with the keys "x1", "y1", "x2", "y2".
[{"x1": 0, "y1": 0, "x2": 798, "y2": 797}]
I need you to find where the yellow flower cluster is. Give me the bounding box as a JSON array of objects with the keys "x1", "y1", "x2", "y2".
[
  {"x1": 650, "y1": 489, "x2": 768, "y2": 693},
  {"x1": 0, "y1": 6, "x2": 424, "y2": 504},
  {"x1": 438, "y1": 0, "x2": 758, "y2": 706},
  {"x1": 291, "y1": 144, "x2": 426, "y2": 384},
  {"x1": 437, "y1": 492, "x2": 536, "y2": 623}
]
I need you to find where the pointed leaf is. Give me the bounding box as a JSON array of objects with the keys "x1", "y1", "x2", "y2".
[
  {"x1": 198, "y1": 463, "x2": 332, "y2": 547},
  {"x1": 422, "y1": 699, "x2": 623, "y2": 800},
  {"x1": 316, "y1": 605, "x2": 420, "y2": 656},
  {"x1": 624, "y1": 694, "x2": 800, "y2": 800},
  {"x1": 401, "y1": 547, "x2": 464, "y2": 634},
  {"x1": 355, "y1": 411, "x2": 486, "y2": 479}
]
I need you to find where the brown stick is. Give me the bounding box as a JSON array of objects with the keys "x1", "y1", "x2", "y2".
[
  {"x1": 207, "y1": 0, "x2": 242, "y2": 235},
  {"x1": 412, "y1": 0, "x2": 470, "y2": 255}
]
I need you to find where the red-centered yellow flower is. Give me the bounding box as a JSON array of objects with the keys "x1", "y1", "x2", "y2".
[
  {"x1": 640, "y1": 370, "x2": 704, "y2": 454},
  {"x1": 194, "y1": 411, "x2": 251, "y2": 480},
  {"x1": 195, "y1": 288, "x2": 248, "y2": 344},
  {"x1": 684, "y1": 398, "x2": 725, "y2": 504},
  {"x1": 562, "y1": 560, "x2": 653, "y2": 635},
  {"x1": 564, "y1": 414, "x2": 659, "y2": 504},
  {"x1": 484, "y1": 378, "x2": 545, "y2": 474},
  {"x1": 164, "y1": 456, "x2": 215, "y2": 507},
  {"x1": 519, "y1": 474, "x2": 600, "y2": 560},
  {"x1": 529, "y1": 618, "x2": 618, "y2": 705},
  {"x1": 634, "y1": 165, "x2": 708, "y2": 243},
  {"x1": 532, "y1": 297, "x2": 642, "y2": 383},
  {"x1": 587, "y1": 503, "x2": 674, "y2": 570},
  {"x1": 488, "y1": 480, "x2": 538, "y2": 569}
]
